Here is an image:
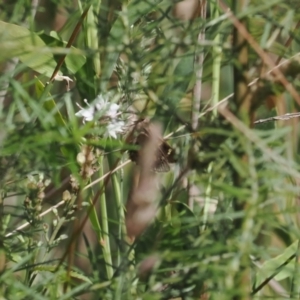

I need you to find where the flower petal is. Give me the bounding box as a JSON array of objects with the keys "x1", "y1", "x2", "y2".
[
  {"x1": 106, "y1": 120, "x2": 125, "y2": 139},
  {"x1": 107, "y1": 103, "x2": 120, "y2": 119},
  {"x1": 75, "y1": 106, "x2": 95, "y2": 122}
]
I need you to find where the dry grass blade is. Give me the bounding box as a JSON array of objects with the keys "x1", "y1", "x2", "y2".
[
  {"x1": 219, "y1": 0, "x2": 300, "y2": 107},
  {"x1": 5, "y1": 160, "x2": 130, "y2": 238},
  {"x1": 218, "y1": 105, "x2": 300, "y2": 181},
  {"x1": 254, "y1": 112, "x2": 300, "y2": 124}
]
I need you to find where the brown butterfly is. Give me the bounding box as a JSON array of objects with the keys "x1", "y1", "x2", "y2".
[{"x1": 126, "y1": 118, "x2": 176, "y2": 172}]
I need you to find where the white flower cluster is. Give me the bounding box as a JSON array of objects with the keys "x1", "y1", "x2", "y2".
[{"x1": 75, "y1": 94, "x2": 124, "y2": 139}]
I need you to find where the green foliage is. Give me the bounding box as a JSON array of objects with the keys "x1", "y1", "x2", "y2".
[{"x1": 2, "y1": 0, "x2": 300, "y2": 299}]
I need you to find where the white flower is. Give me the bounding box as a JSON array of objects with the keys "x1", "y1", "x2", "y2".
[
  {"x1": 107, "y1": 103, "x2": 120, "y2": 119},
  {"x1": 94, "y1": 94, "x2": 120, "y2": 119},
  {"x1": 94, "y1": 95, "x2": 109, "y2": 111},
  {"x1": 75, "y1": 99, "x2": 95, "y2": 123},
  {"x1": 75, "y1": 103, "x2": 95, "y2": 123},
  {"x1": 105, "y1": 120, "x2": 125, "y2": 139},
  {"x1": 75, "y1": 94, "x2": 120, "y2": 123},
  {"x1": 75, "y1": 94, "x2": 125, "y2": 139}
]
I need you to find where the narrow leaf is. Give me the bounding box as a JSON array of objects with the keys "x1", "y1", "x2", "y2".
[{"x1": 0, "y1": 21, "x2": 59, "y2": 77}]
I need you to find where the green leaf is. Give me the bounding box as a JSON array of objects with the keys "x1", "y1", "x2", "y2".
[
  {"x1": 40, "y1": 32, "x2": 87, "y2": 75},
  {"x1": 171, "y1": 201, "x2": 200, "y2": 240},
  {"x1": 160, "y1": 54, "x2": 195, "y2": 111},
  {"x1": 255, "y1": 240, "x2": 298, "y2": 286},
  {"x1": 34, "y1": 78, "x2": 80, "y2": 162},
  {"x1": 34, "y1": 78, "x2": 67, "y2": 127},
  {"x1": 33, "y1": 265, "x2": 93, "y2": 284},
  {"x1": 101, "y1": 0, "x2": 162, "y2": 88},
  {"x1": 0, "y1": 21, "x2": 58, "y2": 78}
]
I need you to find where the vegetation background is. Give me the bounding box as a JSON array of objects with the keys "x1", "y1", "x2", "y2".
[{"x1": 2, "y1": 0, "x2": 300, "y2": 299}]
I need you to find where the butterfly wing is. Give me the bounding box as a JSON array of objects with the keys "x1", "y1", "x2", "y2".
[
  {"x1": 153, "y1": 156, "x2": 170, "y2": 172},
  {"x1": 127, "y1": 119, "x2": 176, "y2": 172}
]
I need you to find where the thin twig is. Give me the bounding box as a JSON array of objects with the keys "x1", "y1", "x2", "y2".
[
  {"x1": 218, "y1": 0, "x2": 300, "y2": 107},
  {"x1": 54, "y1": 158, "x2": 127, "y2": 272},
  {"x1": 200, "y1": 53, "x2": 300, "y2": 117},
  {"x1": 5, "y1": 200, "x2": 65, "y2": 238},
  {"x1": 49, "y1": 6, "x2": 91, "y2": 83},
  {"x1": 254, "y1": 112, "x2": 300, "y2": 124},
  {"x1": 250, "y1": 256, "x2": 288, "y2": 297},
  {"x1": 218, "y1": 105, "x2": 300, "y2": 181},
  {"x1": 84, "y1": 159, "x2": 130, "y2": 190},
  {"x1": 251, "y1": 253, "x2": 295, "y2": 296},
  {"x1": 5, "y1": 160, "x2": 130, "y2": 238},
  {"x1": 275, "y1": 20, "x2": 300, "y2": 65}
]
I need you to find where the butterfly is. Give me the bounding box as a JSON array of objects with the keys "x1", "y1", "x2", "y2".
[{"x1": 126, "y1": 118, "x2": 177, "y2": 172}]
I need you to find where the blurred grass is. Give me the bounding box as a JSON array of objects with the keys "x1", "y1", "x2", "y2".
[{"x1": 1, "y1": 0, "x2": 300, "y2": 299}]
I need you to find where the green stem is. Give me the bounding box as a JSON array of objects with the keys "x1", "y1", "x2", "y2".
[
  {"x1": 201, "y1": 162, "x2": 213, "y2": 232},
  {"x1": 107, "y1": 153, "x2": 128, "y2": 267},
  {"x1": 200, "y1": 0, "x2": 220, "y2": 231},
  {"x1": 99, "y1": 156, "x2": 113, "y2": 280},
  {"x1": 211, "y1": 0, "x2": 221, "y2": 116}
]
